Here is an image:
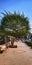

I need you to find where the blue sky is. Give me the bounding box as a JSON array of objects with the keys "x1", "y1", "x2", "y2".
[{"x1": 0, "y1": 0, "x2": 32, "y2": 32}]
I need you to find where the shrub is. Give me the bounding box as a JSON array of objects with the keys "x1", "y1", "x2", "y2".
[
  {"x1": 25, "y1": 40, "x2": 32, "y2": 47},
  {"x1": 0, "y1": 39, "x2": 5, "y2": 45}
]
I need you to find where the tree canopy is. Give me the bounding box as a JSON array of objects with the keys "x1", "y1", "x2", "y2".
[{"x1": 1, "y1": 11, "x2": 30, "y2": 37}]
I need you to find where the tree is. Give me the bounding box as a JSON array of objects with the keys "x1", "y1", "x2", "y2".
[{"x1": 1, "y1": 11, "x2": 30, "y2": 46}]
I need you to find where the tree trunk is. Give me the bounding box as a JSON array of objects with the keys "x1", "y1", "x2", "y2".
[{"x1": 11, "y1": 38, "x2": 14, "y2": 47}]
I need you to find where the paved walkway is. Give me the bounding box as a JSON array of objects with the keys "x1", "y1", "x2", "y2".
[{"x1": 0, "y1": 40, "x2": 32, "y2": 65}]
